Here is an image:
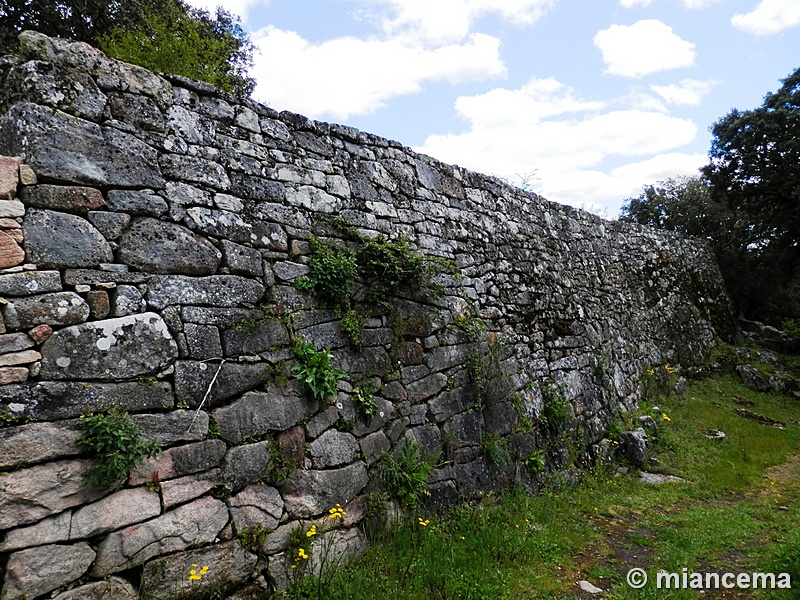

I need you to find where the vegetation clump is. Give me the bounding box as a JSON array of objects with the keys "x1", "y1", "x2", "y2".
[
  {"x1": 76, "y1": 408, "x2": 161, "y2": 489},
  {"x1": 292, "y1": 336, "x2": 347, "y2": 402}
]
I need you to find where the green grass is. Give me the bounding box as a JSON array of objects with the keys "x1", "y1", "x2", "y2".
[{"x1": 276, "y1": 349, "x2": 800, "y2": 599}]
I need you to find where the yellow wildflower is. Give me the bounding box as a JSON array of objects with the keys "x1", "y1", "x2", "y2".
[
  {"x1": 298, "y1": 548, "x2": 309, "y2": 560},
  {"x1": 328, "y1": 504, "x2": 346, "y2": 519},
  {"x1": 418, "y1": 518, "x2": 430, "y2": 527},
  {"x1": 306, "y1": 525, "x2": 317, "y2": 537},
  {"x1": 661, "y1": 413, "x2": 671, "y2": 421}
]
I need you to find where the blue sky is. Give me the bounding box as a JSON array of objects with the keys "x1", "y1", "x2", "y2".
[{"x1": 186, "y1": 0, "x2": 799, "y2": 216}]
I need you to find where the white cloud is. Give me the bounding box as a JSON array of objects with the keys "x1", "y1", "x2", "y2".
[
  {"x1": 732, "y1": 0, "x2": 800, "y2": 35},
  {"x1": 364, "y1": 0, "x2": 557, "y2": 44},
  {"x1": 184, "y1": 0, "x2": 268, "y2": 21},
  {"x1": 250, "y1": 27, "x2": 505, "y2": 120},
  {"x1": 594, "y1": 20, "x2": 696, "y2": 78},
  {"x1": 414, "y1": 78, "x2": 699, "y2": 212},
  {"x1": 620, "y1": 0, "x2": 654, "y2": 8},
  {"x1": 651, "y1": 78, "x2": 718, "y2": 105},
  {"x1": 682, "y1": 0, "x2": 722, "y2": 8}
]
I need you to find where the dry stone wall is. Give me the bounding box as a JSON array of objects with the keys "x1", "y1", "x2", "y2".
[{"x1": 0, "y1": 31, "x2": 735, "y2": 599}]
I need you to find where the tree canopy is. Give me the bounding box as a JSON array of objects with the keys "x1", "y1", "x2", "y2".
[
  {"x1": 0, "y1": 0, "x2": 255, "y2": 96},
  {"x1": 621, "y1": 67, "x2": 800, "y2": 327}
]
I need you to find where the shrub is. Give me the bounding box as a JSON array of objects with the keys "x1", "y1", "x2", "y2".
[
  {"x1": 296, "y1": 237, "x2": 357, "y2": 306},
  {"x1": 292, "y1": 337, "x2": 347, "y2": 402},
  {"x1": 76, "y1": 408, "x2": 161, "y2": 489}
]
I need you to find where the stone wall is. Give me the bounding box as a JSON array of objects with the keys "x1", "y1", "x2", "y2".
[{"x1": 0, "y1": 31, "x2": 735, "y2": 599}]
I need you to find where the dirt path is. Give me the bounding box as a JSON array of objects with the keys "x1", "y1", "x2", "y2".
[{"x1": 567, "y1": 455, "x2": 800, "y2": 598}]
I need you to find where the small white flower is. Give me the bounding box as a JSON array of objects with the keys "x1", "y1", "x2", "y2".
[{"x1": 336, "y1": 402, "x2": 343, "y2": 410}]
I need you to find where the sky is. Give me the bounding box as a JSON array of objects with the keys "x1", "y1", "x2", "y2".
[{"x1": 185, "y1": 0, "x2": 800, "y2": 217}]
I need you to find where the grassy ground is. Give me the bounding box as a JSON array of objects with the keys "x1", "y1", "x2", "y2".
[{"x1": 279, "y1": 347, "x2": 800, "y2": 599}]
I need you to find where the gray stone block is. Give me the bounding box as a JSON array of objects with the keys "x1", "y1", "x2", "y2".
[
  {"x1": 39, "y1": 312, "x2": 178, "y2": 380},
  {"x1": 23, "y1": 208, "x2": 113, "y2": 268},
  {"x1": 146, "y1": 274, "x2": 265, "y2": 309}
]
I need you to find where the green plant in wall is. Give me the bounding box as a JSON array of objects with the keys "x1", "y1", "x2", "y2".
[
  {"x1": 379, "y1": 441, "x2": 435, "y2": 510},
  {"x1": 525, "y1": 449, "x2": 546, "y2": 475},
  {"x1": 76, "y1": 408, "x2": 161, "y2": 489},
  {"x1": 352, "y1": 381, "x2": 378, "y2": 419},
  {"x1": 296, "y1": 237, "x2": 358, "y2": 306},
  {"x1": 356, "y1": 235, "x2": 448, "y2": 306},
  {"x1": 292, "y1": 336, "x2": 347, "y2": 402},
  {"x1": 237, "y1": 523, "x2": 270, "y2": 552},
  {"x1": 481, "y1": 432, "x2": 510, "y2": 475},
  {"x1": 539, "y1": 382, "x2": 571, "y2": 437}
]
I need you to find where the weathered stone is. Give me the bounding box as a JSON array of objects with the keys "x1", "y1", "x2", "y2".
[
  {"x1": 221, "y1": 319, "x2": 290, "y2": 356},
  {"x1": 305, "y1": 405, "x2": 339, "y2": 439},
  {"x1": 174, "y1": 360, "x2": 271, "y2": 408},
  {"x1": 70, "y1": 487, "x2": 162, "y2": 539},
  {"x1": 2, "y1": 291, "x2": 89, "y2": 330},
  {"x1": 118, "y1": 218, "x2": 221, "y2": 275},
  {"x1": 0, "y1": 199, "x2": 25, "y2": 217},
  {"x1": 23, "y1": 208, "x2": 113, "y2": 268},
  {"x1": 184, "y1": 323, "x2": 223, "y2": 359},
  {"x1": 160, "y1": 469, "x2": 222, "y2": 509},
  {"x1": 160, "y1": 153, "x2": 230, "y2": 190},
  {"x1": 620, "y1": 428, "x2": 649, "y2": 469},
  {"x1": 229, "y1": 484, "x2": 284, "y2": 531},
  {"x1": 146, "y1": 274, "x2": 265, "y2": 309},
  {"x1": 0, "y1": 103, "x2": 164, "y2": 188},
  {"x1": 27, "y1": 323, "x2": 52, "y2": 343},
  {"x1": 91, "y1": 497, "x2": 229, "y2": 576},
  {"x1": 165, "y1": 104, "x2": 216, "y2": 144},
  {"x1": 222, "y1": 441, "x2": 274, "y2": 493},
  {"x1": 282, "y1": 462, "x2": 370, "y2": 517},
  {"x1": 0, "y1": 331, "x2": 34, "y2": 354},
  {"x1": 19, "y1": 163, "x2": 37, "y2": 185},
  {"x1": 128, "y1": 440, "x2": 227, "y2": 485},
  {"x1": 0, "y1": 459, "x2": 105, "y2": 529},
  {"x1": 444, "y1": 410, "x2": 483, "y2": 448},
  {"x1": 184, "y1": 207, "x2": 256, "y2": 245},
  {"x1": 307, "y1": 528, "x2": 367, "y2": 577},
  {"x1": 0, "y1": 270, "x2": 61, "y2": 296},
  {"x1": 0, "y1": 348, "x2": 41, "y2": 366},
  {"x1": 406, "y1": 373, "x2": 448, "y2": 402},
  {"x1": 64, "y1": 269, "x2": 150, "y2": 286},
  {"x1": 19, "y1": 184, "x2": 106, "y2": 210},
  {"x1": 278, "y1": 425, "x2": 306, "y2": 468},
  {"x1": 0, "y1": 380, "x2": 174, "y2": 420},
  {"x1": 229, "y1": 172, "x2": 285, "y2": 202},
  {"x1": 0, "y1": 230, "x2": 24, "y2": 268},
  {"x1": 87, "y1": 289, "x2": 110, "y2": 319},
  {"x1": 221, "y1": 238, "x2": 263, "y2": 276},
  {"x1": 273, "y1": 260, "x2": 310, "y2": 282},
  {"x1": 139, "y1": 540, "x2": 257, "y2": 600},
  {"x1": 0, "y1": 419, "x2": 82, "y2": 469},
  {"x1": 87, "y1": 210, "x2": 130, "y2": 239},
  {"x1": 181, "y1": 306, "x2": 266, "y2": 325},
  {"x1": 0, "y1": 510, "x2": 73, "y2": 552},
  {"x1": 106, "y1": 189, "x2": 168, "y2": 216},
  {"x1": 132, "y1": 409, "x2": 209, "y2": 445},
  {"x1": 286, "y1": 185, "x2": 341, "y2": 213},
  {"x1": 52, "y1": 577, "x2": 137, "y2": 600},
  {"x1": 110, "y1": 284, "x2": 145, "y2": 317},
  {"x1": 425, "y1": 344, "x2": 470, "y2": 372},
  {"x1": 360, "y1": 430, "x2": 391, "y2": 464},
  {"x1": 213, "y1": 386, "x2": 318, "y2": 444},
  {"x1": 3, "y1": 57, "x2": 108, "y2": 120},
  {"x1": 39, "y1": 312, "x2": 178, "y2": 379},
  {"x1": 108, "y1": 92, "x2": 164, "y2": 131},
  {"x1": 309, "y1": 429, "x2": 359, "y2": 468},
  {"x1": 1, "y1": 542, "x2": 96, "y2": 600},
  {"x1": 0, "y1": 366, "x2": 28, "y2": 384},
  {"x1": 428, "y1": 386, "x2": 476, "y2": 422},
  {"x1": 0, "y1": 155, "x2": 21, "y2": 199}
]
